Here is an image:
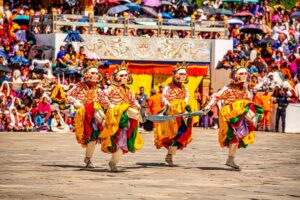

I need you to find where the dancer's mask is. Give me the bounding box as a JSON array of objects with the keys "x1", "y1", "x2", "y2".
[
  {"x1": 112, "y1": 61, "x2": 133, "y2": 85},
  {"x1": 230, "y1": 61, "x2": 249, "y2": 84},
  {"x1": 235, "y1": 68, "x2": 248, "y2": 83},
  {"x1": 83, "y1": 67, "x2": 103, "y2": 83},
  {"x1": 173, "y1": 62, "x2": 188, "y2": 84}
]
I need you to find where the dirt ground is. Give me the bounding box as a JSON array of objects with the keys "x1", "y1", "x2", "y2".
[{"x1": 0, "y1": 129, "x2": 299, "y2": 200}]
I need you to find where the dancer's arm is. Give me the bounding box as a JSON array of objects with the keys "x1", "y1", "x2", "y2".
[{"x1": 204, "y1": 86, "x2": 228, "y2": 113}]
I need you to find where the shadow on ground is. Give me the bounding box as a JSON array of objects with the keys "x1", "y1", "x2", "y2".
[
  {"x1": 135, "y1": 162, "x2": 180, "y2": 168},
  {"x1": 42, "y1": 164, "x2": 131, "y2": 173},
  {"x1": 198, "y1": 166, "x2": 240, "y2": 172},
  {"x1": 42, "y1": 164, "x2": 85, "y2": 169}
]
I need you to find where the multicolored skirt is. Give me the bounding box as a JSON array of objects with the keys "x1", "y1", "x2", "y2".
[
  {"x1": 99, "y1": 103, "x2": 144, "y2": 154},
  {"x1": 154, "y1": 99, "x2": 193, "y2": 150},
  {"x1": 74, "y1": 102, "x2": 103, "y2": 147},
  {"x1": 219, "y1": 100, "x2": 263, "y2": 148}
]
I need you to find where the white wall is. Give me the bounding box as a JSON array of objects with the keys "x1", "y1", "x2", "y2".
[{"x1": 210, "y1": 39, "x2": 233, "y2": 91}]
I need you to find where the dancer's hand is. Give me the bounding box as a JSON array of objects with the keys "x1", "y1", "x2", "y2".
[{"x1": 203, "y1": 106, "x2": 211, "y2": 115}]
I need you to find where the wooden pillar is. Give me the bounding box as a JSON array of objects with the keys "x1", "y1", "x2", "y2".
[
  {"x1": 201, "y1": 76, "x2": 211, "y2": 104},
  {"x1": 157, "y1": 13, "x2": 162, "y2": 37},
  {"x1": 190, "y1": 14, "x2": 195, "y2": 39},
  {"x1": 51, "y1": 9, "x2": 57, "y2": 33},
  {"x1": 123, "y1": 12, "x2": 129, "y2": 36}
]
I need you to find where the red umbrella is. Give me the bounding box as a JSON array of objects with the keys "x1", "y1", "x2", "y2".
[
  {"x1": 98, "y1": 0, "x2": 120, "y2": 5},
  {"x1": 235, "y1": 11, "x2": 253, "y2": 17}
]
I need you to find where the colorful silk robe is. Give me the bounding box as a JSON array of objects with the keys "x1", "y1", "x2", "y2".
[
  {"x1": 206, "y1": 83, "x2": 263, "y2": 148},
  {"x1": 154, "y1": 82, "x2": 193, "y2": 150},
  {"x1": 100, "y1": 85, "x2": 144, "y2": 154}
]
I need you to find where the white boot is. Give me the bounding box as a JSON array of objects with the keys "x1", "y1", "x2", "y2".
[
  {"x1": 226, "y1": 144, "x2": 240, "y2": 170},
  {"x1": 226, "y1": 156, "x2": 240, "y2": 170},
  {"x1": 109, "y1": 161, "x2": 118, "y2": 172},
  {"x1": 109, "y1": 149, "x2": 122, "y2": 172},
  {"x1": 165, "y1": 146, "x2": 177, "y2": 166},
  {"x1": 165, "y1": 154, "x2": 174, "y2": 166},
  {"x1": 84, "y1": 157, "x2": 95, "y2": 168},
  {"x1": 85, "y1": 141, "x2": 96, "y2": 168}
]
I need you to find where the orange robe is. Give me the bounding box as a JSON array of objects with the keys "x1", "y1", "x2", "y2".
[{"x1": 148, "y1": 94, "x2": 163, "y2": 115}]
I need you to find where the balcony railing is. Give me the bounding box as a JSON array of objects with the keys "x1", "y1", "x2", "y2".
[{"x1": 29, "y1": 13, "x2": 228, "y2": 38}]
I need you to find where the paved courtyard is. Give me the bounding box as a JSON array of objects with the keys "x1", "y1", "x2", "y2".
[{"x1": 0, "y1": 129, "x2": 299, "y2": 200}]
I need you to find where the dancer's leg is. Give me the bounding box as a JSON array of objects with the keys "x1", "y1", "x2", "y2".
[
  {"x1": 109, "y1": 148, "x2": 123, "y2": 172},
  {"x1": 165, "y1": 146, "x2": 177, "y2": 166},
  {"x1": 226, "y1": 143, "x2": 240, "y2": 169},
  {"x1": 84, "y1": 141, "x2": 96, "y2": 168}
]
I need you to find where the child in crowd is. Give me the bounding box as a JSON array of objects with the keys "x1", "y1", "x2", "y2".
[{"x1": 22, "y1": 114, "x2": 34, "y2": 132}]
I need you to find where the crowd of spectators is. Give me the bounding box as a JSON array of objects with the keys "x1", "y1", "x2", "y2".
[{"x1": 0, "y1": 0, "x2": 299, "y2": 132}]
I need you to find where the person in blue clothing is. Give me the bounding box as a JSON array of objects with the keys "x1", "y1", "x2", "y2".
[
  {"x1": 273, "y1": 87, "x2": 290, "y2": 133},
  {"x1": 34, "y1": 110, "x2": 49, "y2": 132},
  {"x1": 0, "y1": 71, "x2": 9, "y2": 86},
  {"x1": 136, "y1": 86, "x2": 148, "y2": 126},
  {"x1": 247, "y1": 61, "x2": 258, "y2": 75}
]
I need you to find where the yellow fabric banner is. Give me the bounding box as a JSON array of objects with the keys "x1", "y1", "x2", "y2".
[
  {"x1": 128, "y1": 74, "x2": 153, "y2": 97},
  {"x1": 185, "y1": 76, "x2": 203, "y2": 122}
]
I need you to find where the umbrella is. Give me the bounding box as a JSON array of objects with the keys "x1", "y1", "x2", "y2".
[
  {"x1": 143, "y1": 0, "x2": 161, "y2": 7},
  {"x1": 228, "y1": 18, "x2": 244, "y2": 26},
  {"x1": 213, "y1": 8, "x2": 233, "y2": 16},
  {"x1": 10, "y1": 56, "x2": 30, "y2": 66},
  {"x1": 141, "y1": 6, "x2": 158, "y2": 17},
  {"x1": 240, "y1": 24, "x2": 263, "y2": 33},
  {"x1": 125, "y1": 3, "x2": 141, "y2": 11},
  {"x1": 160, "y1": 12, "x2": 172, "y2": 19},
  {"x1": 98, "y1": 0, "x2": 120, "y2": 5},
  {"x1": 291, "y1": 11, "x2": 300, "y2": 20},
  {"x1": 36, "y1": 45, "x2": 54, "y2": 51},
  {"x1": 66, "y1": 0, "x2": 77, "y2": 6},
  {"x1": 0, "y1": 64, "x2": 12, "y2": 73},
  {"x1": 107, "y1": 5, "x2": 129, "y2": 14},
  {"x1": 235, "y1": 11, "x2": 253, "y2": 17},
  {"x1": 12, "y1": 15, "x2": 30, "y2": 26},
  {"x1": 176, "y1": 0, "x2": 193, "y2": 7},
  {"x1": 64, "y1": 30, "x2": 84, "y2": 42},
  {"x1": 161, "y1": 0, "x2": 173, "y2": 6},
  {"x1": 198, "y1": 6, "x2": 214, "y2": 15},
  {"x1": 222, "y1": 0, "x2": 258, "y2": 2},
  {"x1": 118, "y1": 0, "x2": 131, "y2": 3},
  {"x1": 0, "y1": 51, "x2": 8, "y2": 60},
  {"x1": 261, "y1": 38, "x2": 276, "y2": 43}
]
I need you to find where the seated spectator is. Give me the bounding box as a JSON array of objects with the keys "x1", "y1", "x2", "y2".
[
  {"x1": 51, "y1": 111, "x2": 70, "y2": 132},
  {"x1": 9, "y1": 107, "x2": 23, "y2": 131},
  {"x1": 22, "y1": 113, "x2": 34, "y2": 132}
]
